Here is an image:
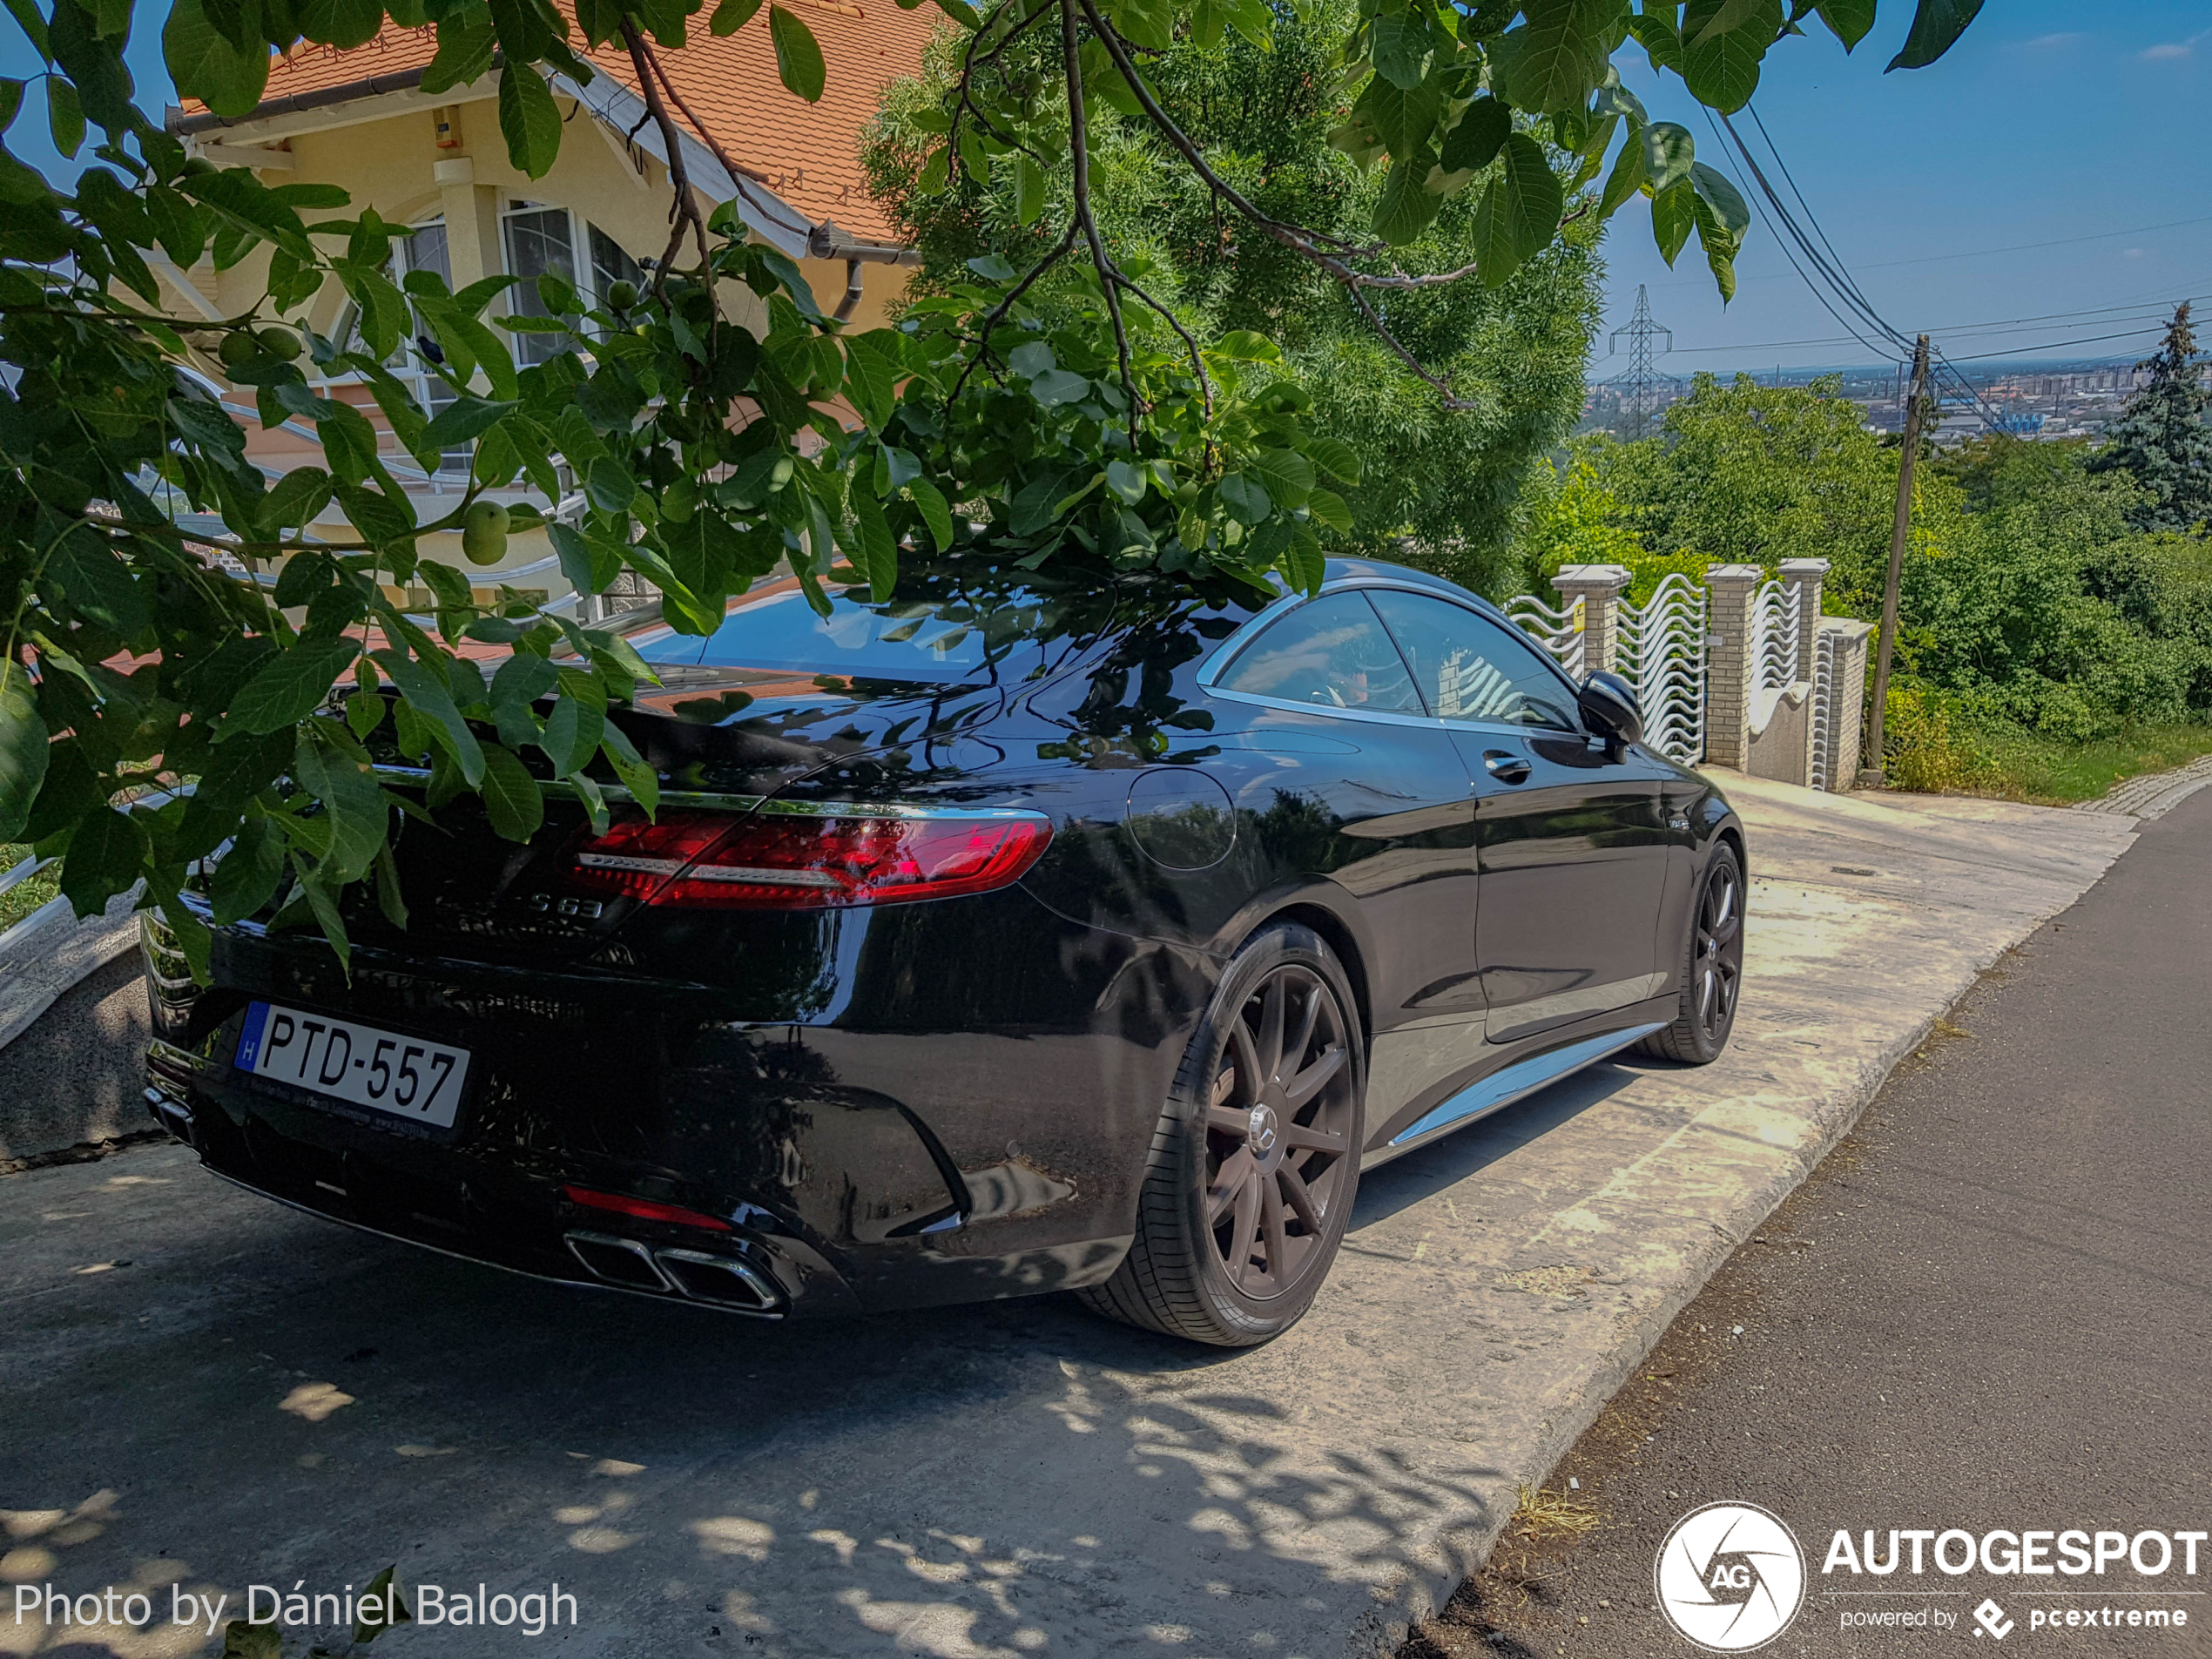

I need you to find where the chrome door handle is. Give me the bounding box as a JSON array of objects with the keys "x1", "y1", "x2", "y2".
[{"x1": 1483, "y1": 751, "x2": 1531, "y2": 785}]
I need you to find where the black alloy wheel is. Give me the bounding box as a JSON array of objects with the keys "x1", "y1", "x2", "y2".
[
  {"x1": 1082, "y1": 923, "x2": 1364, "y2": 1345},
  {"x1": 1638, "y1": 841, "x2": 1745, "y2": 1064}
]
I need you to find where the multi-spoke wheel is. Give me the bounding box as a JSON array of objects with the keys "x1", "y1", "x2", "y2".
[
  {"x1": 1081, "y1": 923, "x2": 1364, "y2": 1346},
  {"x1": 1638, "y1": 841, "x2": 1745, "y2": 1064}
]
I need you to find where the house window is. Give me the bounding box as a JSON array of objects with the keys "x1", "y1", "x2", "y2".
[{"x1": 502, "y1": 202, "x2": 650, "y2": 361}]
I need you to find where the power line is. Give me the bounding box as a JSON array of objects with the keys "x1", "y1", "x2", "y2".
[{"x1": 1853, "y1": 213, "x2": 2212, "y2": 271}]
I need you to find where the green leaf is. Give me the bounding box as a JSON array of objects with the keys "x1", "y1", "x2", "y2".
[
  {"x1": 1369, "y1": 6, "x2": 1433, "y2": 91},
  {"x1": 59, "y1": 806, "x2": 145, "y2": 920},
  {"x1": 905, "y1": 476, "x2": 954, "y2": 551},
  {"x1": 1373, "y1": 148, "x2": 1445, "y2": 246},
  {"x1": 5, "y1": 0, "x2": 49, "y2": 61},
  {"x1": 1649, "y1": 175, "x2": 1696, "y2": 265},
  {"x1": 46, "y1": 77, "x2": 83, "y2": 158},
  {"x1": 711, "y1": 0, "x2": 764, "y2": 32},
  {"x1": 1690, "y1": 158, "x2": 1750, "y2": 237},
  {"x1": 1490, "y1": 0, "x2": 1627, "y2": 116},
  {"x1": 0, "y1": 664, "x2": 47, "y2": 842},
  {"x1": 1306, "y1": 486, "x2": 1353, "y2": 533},
  {"x1": 1596, "y1": 125, "x2": 1648, "y2": 219},
  {"x1": 370, "y1": 649, "x2": 487, "y2": 785},
  {"x1": 536, "y1": 692, "x2": 604, "y2": 776},
  {"x1": 848, "y1": 486, "x2": 899, "y2": 600},
  {"x1": 1011, "y1": 152, "x2": 1046, "y2": 226},
  {"x1": 1438, "y1": 97, "x2": 1511, "y2": 175},
  {"x1": 598, "y1": 723, "x2": 659, "y2": 815},
  {"x1": 1885, "y1": 0, "x2": 1981, "y2": 71},
  {"x1": 767, "y1": 4, "x2": 825, "y2": 101},
  {"x1": 1250, "y1": 449, "x2": 1313, "y2": 509},
  {"x1": 1352, "y1": 72, "x2": 1441, "y2": 158},
  {"x1": 229, "y1": 637, "x2": 361, "y2": 734},
  {"x1": 1303, "y1": 435, "x2": 1362, "y2": 484},
  {"x1": 294, "y1": 725, "x2": 388, "y2": 882},
  {"x1": 296, "y1": 0, "x2": 383, "y2": 47},
  {"x1": 478, "y1": 742, "x2": 543, "y2": 843},
  {"x1": 1104, "y1": 459, "x2": 1147, "y2": 506},
  {"x1": 1217, "y1": 473, "x2": 1271, "y2": 525},
  {"x1": 421, "y1": 395, "x2": 519, "y2": 450},
  {"x1": 498, "y1": 64, "x2": 561, "y2": 179},
  {"x1": 1030, "y1": 368, "x2": 1089, "y2": 407},
  {"x1": 1679, "y1": 0, "x2": 1779, "y2": 112},
  {"x1": 1814, "y1": 0, "x2": 1874, "y2": 49},
  {"x1": 292, "y1": 870, "x2": 352, "y2": 975},
  {"x1": 842, "y1": 330, "x2": 901, "y2": 428},
  {"x1": 1626, "y1": 6, "x2": 1681, "y2": 71},
  {"x1": 421, "y1": 3, "x2": 496, "y2": 94},
  {"x1": 164, "y1": 0, "x2": 272, "y2": 119},
  {"x1": 210, "y1": 815, "x2": 287, "y2": 923},
  {"x1": 1472, "y1": 132, "x2": 1565, "y2": 286},
  {"x1": 1641, "y1": 120, "x2": 1695, "y2": 192},
  {"x1": 586, "y1": 454, "x2": 636, "y2": 513}
]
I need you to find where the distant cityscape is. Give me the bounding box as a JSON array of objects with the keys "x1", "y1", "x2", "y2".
[{"x1": 1578, "y1": 356, "x2": 2156, "y2": 446}]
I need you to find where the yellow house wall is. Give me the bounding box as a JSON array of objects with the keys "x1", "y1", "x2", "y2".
[{"x1": 182, "y1": 75, "x2": 907, "y2": 610}]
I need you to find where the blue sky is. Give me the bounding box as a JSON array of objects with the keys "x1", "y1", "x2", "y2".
[
  {"x1": 4, "y1": 3, "x2": 2208, "y2": 374},
  {"x1": 1604, "y1": 3, "x2": 2212, "y2": 374}
]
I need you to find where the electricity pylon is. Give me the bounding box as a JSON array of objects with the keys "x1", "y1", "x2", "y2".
[{"x1": 1606, "y1": 284, "x2": 1675, "y2": 439}]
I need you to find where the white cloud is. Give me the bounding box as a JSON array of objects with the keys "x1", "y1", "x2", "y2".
[
  {"x1": 2022, "y1": 31, "x2": 2083, "y2": 48},
  {"x1": 2141, "y1": 27, "x2": 2210, "y2": 60}
]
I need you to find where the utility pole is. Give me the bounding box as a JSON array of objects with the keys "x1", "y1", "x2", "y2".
[{"x1": 1862, "y1": 334, "x2": 1930, "y2": 787}]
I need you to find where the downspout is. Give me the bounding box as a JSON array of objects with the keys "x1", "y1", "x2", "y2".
[{"x1": 833, "y1": 258, "x2": 865, "y2": 323}]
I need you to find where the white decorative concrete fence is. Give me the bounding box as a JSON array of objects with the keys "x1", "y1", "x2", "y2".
[{"x1": 1504, "y1": 557, "x2": 1868, "y2": 788}]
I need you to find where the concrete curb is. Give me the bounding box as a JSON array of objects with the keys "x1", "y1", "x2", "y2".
[
  {"x1": 2073, "y1": 752, "x2": 2212, "y2": 819},
  {"x1": 0, "y1": 887, "x2": 143, "y2": 1055}
]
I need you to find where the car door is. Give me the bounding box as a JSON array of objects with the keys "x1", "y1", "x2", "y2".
[
  {"x1": 1366, "y1": 588, "x2": 1675, "y2": 1045},
  {"x1": 1204, "y1": 589, "x2": 1488, "y2": 1144}
]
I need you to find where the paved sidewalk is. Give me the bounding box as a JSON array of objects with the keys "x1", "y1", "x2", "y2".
[
  {"x1": 0, "y1": 777, "x2": 2136, "y2": 1658},
  {"x1": 1412, "y1": 786, "x2": 2212, "y2": 1658}
]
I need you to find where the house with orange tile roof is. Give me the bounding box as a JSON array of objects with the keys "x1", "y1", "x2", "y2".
[{"x1": 158, "y1": 7, "x2": 938, "y2": 614}]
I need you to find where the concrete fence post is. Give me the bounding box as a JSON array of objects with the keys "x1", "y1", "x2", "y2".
[
  {"x1": 1551, "y1": 563, "x2": 1632, "y2": 677},
  {"x1": 1779, "y1": 557, "x2": 1828, "y2": 678},
  {"x1": 1703, "y1": 564, "x2": 1762, "y2": 770}
]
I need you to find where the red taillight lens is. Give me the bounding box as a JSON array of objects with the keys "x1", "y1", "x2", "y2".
[
  {"x1": 562, "y1": 1185, "x2": 730, "y2": 1231},
  {"x1": 568, "y1": 809, "x2": 1051, "y2": 910}
]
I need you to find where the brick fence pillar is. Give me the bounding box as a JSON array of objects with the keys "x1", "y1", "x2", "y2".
[
  {"x1": 1779, "y1": 557, "x2": 1828, "y2": 682},
  {"x1": 1552, "y1": 563, "x2": 1631, "y2": 677},
  {"x1": 1703, "y1": 564, "x2": 1762, "y2": 770},
  {"x1": 1816, "y1": 617, "x2": 1876, "y2": 789}
]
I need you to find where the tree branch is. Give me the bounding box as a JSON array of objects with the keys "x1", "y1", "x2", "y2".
[
  {"x1": 1059, "y1": 0, "x2": 1138, "y2": 436},
  {"x1": 948, "y1": 217, "x2": 1081, "y2": 407}
]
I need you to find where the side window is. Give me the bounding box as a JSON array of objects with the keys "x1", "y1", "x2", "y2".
[
  {"x1": 1367, "y1": 590, "x2": 1581, "y2": 732},
  {"x1": 1217, "y1": 591, "x2": 1421, "y2": 715}
]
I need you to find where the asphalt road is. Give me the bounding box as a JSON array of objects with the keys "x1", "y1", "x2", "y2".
[{"x1": 1410, "y1": 787, "x2": 2212, "y2": 1658}]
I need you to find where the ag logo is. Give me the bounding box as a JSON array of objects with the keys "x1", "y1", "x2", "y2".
[{"x1": 1654, "y1": 1502, "x2": 1806, "y2": 1651}]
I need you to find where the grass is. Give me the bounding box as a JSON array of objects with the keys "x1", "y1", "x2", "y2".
[
  {"x1": 0, "y1": 844, "x2": 61, "y2": 934},
  {"x1": 1505, "y1": 1483, "x2": 1602, "y2": 1545},
  {"x1": 1884, "y1": 709, "x2": 2212, "y2": 806}
]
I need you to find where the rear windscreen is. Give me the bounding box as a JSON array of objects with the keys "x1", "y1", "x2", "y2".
[{"x1": 632, "y1": 583, "x2": 994, "y2": 680}]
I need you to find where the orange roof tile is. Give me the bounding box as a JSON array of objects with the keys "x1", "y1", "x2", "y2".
[{"x1": 208, "y1": 3, "x2": 940, "y2": 245}]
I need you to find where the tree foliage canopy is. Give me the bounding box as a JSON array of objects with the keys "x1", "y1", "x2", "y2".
[
  {"x1": 2087, "y1": 301, "x2": 2212, "y2": 536},
  {"x1": 0, "y1": 0, "x2": 1986, "y2": 971},
  {"x1": 866, "y1": 0, "x2": 1603, "y2": 591}
]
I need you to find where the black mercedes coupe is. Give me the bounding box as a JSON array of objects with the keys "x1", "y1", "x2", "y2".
[{"x1": 143, "y1": 557, "x2": 1745, "y2": 1346}]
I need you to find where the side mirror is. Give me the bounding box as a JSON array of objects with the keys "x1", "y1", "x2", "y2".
[{"x1": 1577, "y1": 671, "x2": 1643, "y2": 751}]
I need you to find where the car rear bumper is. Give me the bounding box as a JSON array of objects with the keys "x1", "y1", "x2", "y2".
[{"x1": 138, "y1": 893, "x2": 1214, "y2": 1319}]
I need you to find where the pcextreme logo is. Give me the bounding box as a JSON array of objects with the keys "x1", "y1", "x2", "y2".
[{"x1": 1655, "y1": 1502, "x2": 1809, "y2": 1652}]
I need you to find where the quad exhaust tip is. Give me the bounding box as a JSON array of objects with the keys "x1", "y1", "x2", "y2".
[{"x1": 563, "y1": 1231, "x2": 782, "y2": 1316}]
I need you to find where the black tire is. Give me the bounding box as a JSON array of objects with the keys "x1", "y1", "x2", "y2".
[
  {"x1": 1637, "y1": 840, "x2": 1745, "y2": 1064},
  {"x1": 1080, "y1": 922, "x2": 1364, "y2": 1346}
]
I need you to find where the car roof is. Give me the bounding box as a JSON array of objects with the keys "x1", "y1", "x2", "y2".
[{"x1": 1319, "y1": 557, "x2": 1501, "y2": 612}]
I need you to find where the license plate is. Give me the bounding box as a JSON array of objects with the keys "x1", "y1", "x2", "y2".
[{"x1": 236, "y1": 1001, "x2": 470, "y2": 1130}]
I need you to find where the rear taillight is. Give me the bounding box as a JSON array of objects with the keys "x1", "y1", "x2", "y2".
[{"x1": 568, "y1": 807, "x2": 1051, "y2": 909}]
